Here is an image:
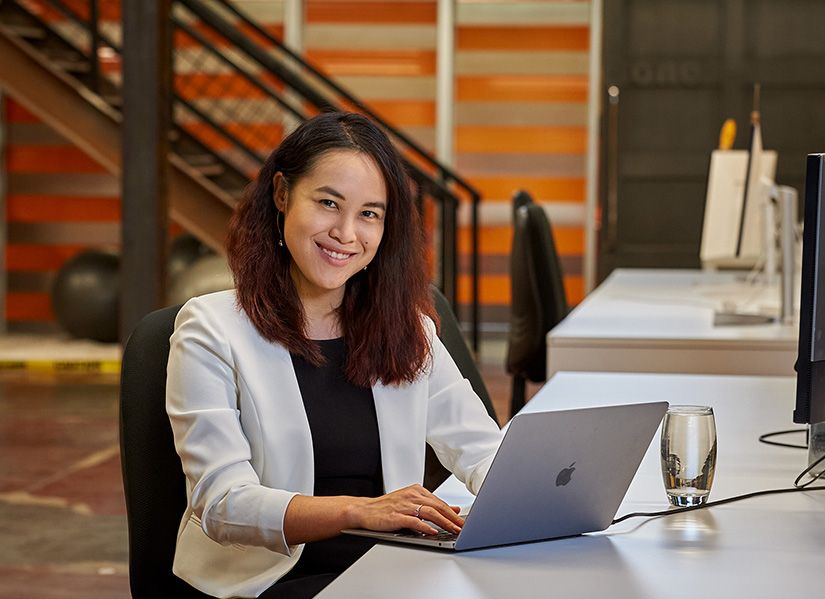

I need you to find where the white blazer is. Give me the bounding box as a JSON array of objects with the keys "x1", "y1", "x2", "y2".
[{"x1": 166, "y1": 290, "x2": 503, "y2": 598}]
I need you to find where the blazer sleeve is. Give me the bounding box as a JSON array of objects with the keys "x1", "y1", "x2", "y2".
[
  {"x1": 166, "y1": 297, "x2": 299, "y2": 556},
  {"x1": 424, "y1": 320, "x2": 504, "y2": 495}
]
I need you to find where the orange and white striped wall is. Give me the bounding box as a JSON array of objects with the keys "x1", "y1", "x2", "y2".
[{"x1": 2, "y1": 0, "x2": 601, "y2": 333}]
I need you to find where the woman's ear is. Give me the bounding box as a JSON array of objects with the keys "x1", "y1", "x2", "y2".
[{"x1": 273, "y1": 172, "x2": 288, "y2": 212}]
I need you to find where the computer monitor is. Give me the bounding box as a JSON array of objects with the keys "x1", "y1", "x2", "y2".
[
  {"x1": 700, "y1": 149, "x2": 778, "y2": 268},
  {"x1": 794, "y1": 153, "x2": 825, "y2": 426}
]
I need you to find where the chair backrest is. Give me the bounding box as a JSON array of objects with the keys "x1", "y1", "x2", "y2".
[
  {"x1": 425, "y1": 285, "x2": 498, "y2": 489},
  {"x1": 506, "y1": 191, "x2": 569, "y2": 383},
  {"x1": 431, "y1": 285, "x2": 496, "y2": 421},
  {"x1": 119, "y1": 292, "x2": 496, "y2": 592},
  {"x1": 119, "y1": 304, "x2": 207, "y2": 598}
]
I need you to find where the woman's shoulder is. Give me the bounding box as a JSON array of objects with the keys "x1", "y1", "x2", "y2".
[{"x1": 175, "y1": 289, "x2": 245, "y2": 330}]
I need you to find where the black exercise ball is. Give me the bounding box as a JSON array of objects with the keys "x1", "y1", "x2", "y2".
[
  {"x1": 168, "y1": 233, "x2": 213, "y2": 284},
  {"x1": 52, "y1": 250, "x2": 120, "y2": 343}
]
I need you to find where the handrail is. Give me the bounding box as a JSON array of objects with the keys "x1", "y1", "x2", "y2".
[{"x1": 204, "y1": 0, "x2": 480, "y2": 197}]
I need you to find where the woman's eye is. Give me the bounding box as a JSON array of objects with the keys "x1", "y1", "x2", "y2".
[
  {"x1": 319, "y1": 199, "x2": 336, "y2": 208},
  {"x1": 362, "y1": 210, "x2": 376, "y2": 218}
]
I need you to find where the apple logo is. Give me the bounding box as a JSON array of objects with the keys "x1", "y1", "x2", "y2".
[{"x1": 555, "y1": 462, "x2": 576, "y2": 487}]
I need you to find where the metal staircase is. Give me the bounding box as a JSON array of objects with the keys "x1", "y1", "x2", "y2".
[{"x1": 0, "y1": 0, "x2": 481, "y2": 346}]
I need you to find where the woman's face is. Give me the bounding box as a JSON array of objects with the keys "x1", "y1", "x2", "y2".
[{"x1": 276, "y1": 149, "x2": 387, "y2": 305}]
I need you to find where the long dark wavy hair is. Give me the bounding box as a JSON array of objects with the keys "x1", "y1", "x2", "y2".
[{"x1": 226, "y1": 112, "x2": 437, "y2": 387}]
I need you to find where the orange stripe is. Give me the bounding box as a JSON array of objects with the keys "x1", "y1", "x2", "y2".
[
  {"x1": 29, "y1": 0, "x2": 121, "y2": 22},
  {"x1": 5, "y1": 99, "x2": 38, "y2": 123},
  {"x1": 306, "y1": 50, "x2": 436, "y2": 77},
  {"x1": 458, "y1": 274, "x2": 510, "y2": 305},
  {"x1": 470, "y1": 178, "x2": 585, "y2": 202},
  {"x1": 459, "y1": 225, "x2": 584, "y2": 256},
  {"x1": 6, "y1": 245, "x2": 86, "y2": 272},
  {"x1": 6, "y1": 293, "x2": 54, "y2": 321},
  {"x1": 457, "y1": 274, "x2": 584, "y2": 306},
  {"x1": 307, "y1": 2, "x2": 436, "y2": 24},
  {"x1": 175, "y1": 73, "x2": 285, "y2": 99},
  {"x1": 456, "y1": 126, "x2": 586, "y2": 154},
  {"x1": 360, "y1": 100, "x2": 435, "y2": 127},
  {"x1": 458, "y1": 26, "x2": 589, "y2": 52},
  {"x1": 7, "y1": 145, "x2": 106, "y2": 174},
  {"x1": 7, "y1": 195, "x2": 121, "y2": 223},
  {"x1": 564, "y1": 275, "x2": 585, "y2": 305},
  {"x1": 182, "y1": 122, "x2": 283, "y2": 153},
  {"x1": 457, "y1": 75, "x2": 588, "y2": 103}
]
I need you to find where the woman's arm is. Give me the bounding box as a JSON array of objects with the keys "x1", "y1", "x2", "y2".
[{"x1": 167, "y1": 297, "x2": 300, "y2": 555}]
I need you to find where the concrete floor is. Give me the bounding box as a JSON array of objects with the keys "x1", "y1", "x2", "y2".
[{"x1": 0, "y1": 336, "x2": 541, "y2": 598}]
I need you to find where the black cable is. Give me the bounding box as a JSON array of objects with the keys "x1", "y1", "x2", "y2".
[
  {"x1": 611, "y1": 449, "x2": 825, "y2": 525},
  {"x1": 758, "y1": 429, "x2": 809, "y2": 450}
]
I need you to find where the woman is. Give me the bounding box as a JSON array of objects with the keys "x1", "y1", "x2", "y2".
[{"x1": 166, "y1": 112, "x2": 502, "y2": 599}]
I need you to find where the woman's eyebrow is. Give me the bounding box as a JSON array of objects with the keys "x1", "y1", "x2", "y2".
[{"x1": 314, "y1": 185, "x2": 346, "y2": 200}]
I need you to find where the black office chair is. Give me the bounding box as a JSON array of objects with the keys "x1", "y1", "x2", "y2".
[
  {"x1": 119, "y1": 304, "x2": 208, "y2": 599},
  {"x1": 425, "y1": 285, "x2": 498, "y2": 490},
  {"x1": 120, "y1": 289, "x2": 496, "y2": 597},
  {"x1": 505, "y1": 190, "x2": 569, "y2": 417}
]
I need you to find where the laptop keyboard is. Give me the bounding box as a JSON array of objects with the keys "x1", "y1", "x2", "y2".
[{"x1": 392, "y1": 529, "x2": 458, "y2": 542}]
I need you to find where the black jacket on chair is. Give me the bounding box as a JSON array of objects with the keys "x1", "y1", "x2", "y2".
[{"x1": 505, "y1": 191, "x2": 569, "y2": 415}]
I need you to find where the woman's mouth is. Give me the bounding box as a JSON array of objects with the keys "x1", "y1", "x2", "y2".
[{"x1": 318, "y1": 244, "x2": 355, "y2": 262}]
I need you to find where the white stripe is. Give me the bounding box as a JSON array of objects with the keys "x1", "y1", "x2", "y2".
[
  {"x1": 457, "y1": 1, "x2": 591, "y2": 26},
  {"x1": 456, "y1": 102, "x2": 587, "y2": 127},
  {"x1": 457, "y1": 200, "x2": 584, "y2": 228},
  {"x1": 305, "y1": 24, "x2": 436, "y2": 49},
  {"x1": 456, "y1": 51, "x2": 589, "y2": 76}
]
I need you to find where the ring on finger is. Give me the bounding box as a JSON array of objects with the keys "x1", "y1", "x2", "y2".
[{"x1": 414, "y1": 504, "x2": 423, "y2": 519}]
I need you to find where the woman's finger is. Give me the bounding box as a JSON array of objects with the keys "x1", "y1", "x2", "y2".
[{"x1": 415, "y1": 504, "x2": 462, "y2": 533}]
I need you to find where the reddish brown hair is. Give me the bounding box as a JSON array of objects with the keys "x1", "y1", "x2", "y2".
[{"x1": 226, "y1": 112, "x2": 437, "y2": 386}]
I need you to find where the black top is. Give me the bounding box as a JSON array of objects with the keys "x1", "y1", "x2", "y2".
[{"x1": 282, "y1": 338, "x2": 382, "y2": 581}]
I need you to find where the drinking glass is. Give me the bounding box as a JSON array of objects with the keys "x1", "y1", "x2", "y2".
[{"x1": 660, "y1": 405, "x2": 717, "y2": 507}]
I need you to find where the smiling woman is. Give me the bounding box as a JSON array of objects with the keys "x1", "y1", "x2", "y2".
[{"x1": 165, "y1": 112, "x2": 503, "y2": 599}]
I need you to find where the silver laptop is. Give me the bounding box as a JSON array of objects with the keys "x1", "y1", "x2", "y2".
[{"x1": 343, "y1": 401, "x2": 668, "y2": 551}]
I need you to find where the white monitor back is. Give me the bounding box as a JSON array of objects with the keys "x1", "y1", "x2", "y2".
[{"x1": 700, "y1": 149, "x2": 778, "y2": 268}]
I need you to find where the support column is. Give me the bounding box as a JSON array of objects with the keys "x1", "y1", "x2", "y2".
[
  {"x1": 584, "y1": 0, "x2": 603, "y2": 293},
  {"x1": 120, "y1": 0, "x2": 171, "y2": 342},
  {"x1": 0, "y1": 93, "x2": 7, "y2": 334},
  {"x1": 283, "y1": 0, "x2": 304, "y2": 134},
  {"x1": 435, "y1": 0, "x2": 455, "y2": 166}
]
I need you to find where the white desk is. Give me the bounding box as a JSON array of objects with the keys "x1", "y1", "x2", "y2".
[
  {"x1": 318, "y1": 372, "x2": 824, "y2": 598},
  {"x1": 547, "y1": 269, "x2": 799, "y2": 377}
]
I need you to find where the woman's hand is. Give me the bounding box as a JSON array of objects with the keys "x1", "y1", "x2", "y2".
[{"x1": 346, "y1": 484, "x2": 463, "y2": 535}]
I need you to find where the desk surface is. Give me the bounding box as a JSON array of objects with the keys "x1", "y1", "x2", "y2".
[
  {"x1": 318, "y1": 372, "x2": 824, "y2": 598},
  {"x1": 547, "y1": 269, "x2": 799, "y2": 377}
]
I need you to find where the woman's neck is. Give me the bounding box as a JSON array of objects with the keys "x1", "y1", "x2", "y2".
[{"x1": 299, "y1": 292, "x2": 343, "y2": 340}]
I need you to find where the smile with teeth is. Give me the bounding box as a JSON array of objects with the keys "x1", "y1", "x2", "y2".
[{"x1": 318, "y1": 243, "x2": 355, "y2": 262}]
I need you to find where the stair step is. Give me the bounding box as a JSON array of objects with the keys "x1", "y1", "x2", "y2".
[
  {"x1": 52, "y1": 58, "x2": 91, "y2": 73},
  {"x1": 181, "y1": 153, "x2": 220, "y2": 167},
  {"x1": 3, "y1": 24, "x2": 47, "y2": 40},
  {"x1": 192, "y1": 162, "x2": 226, "y2": 177},
  {"x1": 102, "y1": 94, "x2": 122, "y2": 107}
]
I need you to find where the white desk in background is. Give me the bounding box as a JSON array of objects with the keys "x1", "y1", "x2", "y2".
[
  {"x1": 546, "y1": 268, "x2": 799, "y2": 377},
  {"x1": 317, "y1": 372, "x2": 824, "y2": 599}
]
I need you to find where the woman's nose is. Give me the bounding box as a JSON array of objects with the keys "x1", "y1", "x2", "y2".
[{"x1": 329, "y1": 215, "x2": 357, "y2": 244}]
